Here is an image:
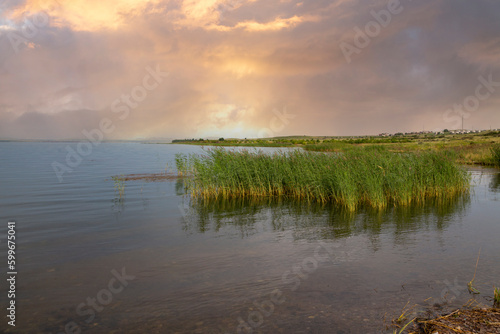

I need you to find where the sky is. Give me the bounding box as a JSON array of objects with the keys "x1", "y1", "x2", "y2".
[{"x1": 0, "y1": 0, "x2": 499, "y2": 140}]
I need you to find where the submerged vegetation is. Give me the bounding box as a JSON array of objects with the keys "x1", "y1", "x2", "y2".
[
  {"x1": 111, "y1": 172, "x2": 181, "y2": 182},
  {"x1": 176, "y1": 147, "x2": 470, "y2": 211}
]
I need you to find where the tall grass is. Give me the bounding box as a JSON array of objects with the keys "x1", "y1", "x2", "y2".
[
  {"x1": 176, "y1": 148, "x2": 470, "y2": 211},
  {"x1": 491, "y1": 144, "x2": 500, "y2": 166}
]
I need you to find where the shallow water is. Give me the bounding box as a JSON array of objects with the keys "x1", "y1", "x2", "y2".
[{"x1": 0, "y1": 142, "x2": 499, "y2": 333}]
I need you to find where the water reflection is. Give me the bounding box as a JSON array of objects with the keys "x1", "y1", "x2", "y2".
[
  {"x1": 490, "y1": 171, "x2": 500, "y2": 191},
  {"x1": 178, "y1": 191, "x2": 470, "y2": 243},
  {"x1": 111, "y1": 196, "x2": 125, "y2": 216}
]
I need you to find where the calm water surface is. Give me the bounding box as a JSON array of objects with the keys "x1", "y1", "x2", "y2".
[{"x1": 0, "y1": 142, "x2": 499, "y2": 333}]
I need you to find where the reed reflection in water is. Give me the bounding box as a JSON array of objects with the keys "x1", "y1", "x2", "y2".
[{"x1": 177, "y1": 179, "x2": 470, "y2": 244}]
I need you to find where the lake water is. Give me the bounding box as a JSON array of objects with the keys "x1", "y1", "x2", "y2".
[{"x1": 0, "y1": 142, "x2": 499, "y2": 333}]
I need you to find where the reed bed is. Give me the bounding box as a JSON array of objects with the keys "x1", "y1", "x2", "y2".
[
  {"x1": 176, "y1": 148, "x2": 470, "y2": 211},
  {"x1": 492, "y1": 144, "x2": 500, "y2": 166}
]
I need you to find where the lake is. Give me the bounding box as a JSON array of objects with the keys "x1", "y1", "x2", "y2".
[{"x1": 0, "y1": 142, "x2": 499, "y2": 333}]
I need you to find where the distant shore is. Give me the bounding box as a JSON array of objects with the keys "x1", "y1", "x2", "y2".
[{"x1": 171, "y1": 130, "x2": 500, "y2": 167}]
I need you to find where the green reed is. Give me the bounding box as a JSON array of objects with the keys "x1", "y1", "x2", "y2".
[
  {"x1": 176, "y1": 147, "x2": 470, "y2": 211},
  {"x1": 111, "y1": 175, "x2": 126, "y2": 198},
  {"x1": 491, "y1": 144, "x2": 500, "y2": 166}
]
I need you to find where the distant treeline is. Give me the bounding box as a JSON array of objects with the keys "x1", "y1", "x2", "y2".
[{"x1": 172, "y1": 138, "x2": 206, "y2": 143}]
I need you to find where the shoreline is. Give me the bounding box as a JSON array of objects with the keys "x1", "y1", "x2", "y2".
[{"x1": 168, "y1": 131, "x2": 500, "y2": 168}]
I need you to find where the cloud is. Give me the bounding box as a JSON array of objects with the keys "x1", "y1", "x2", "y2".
[
  {"x1": 231, "y1": 14, "x2": 318, "y2": 31},
  {"x1": 1, "y1": 0, "x2": 500, "y2": 140},
  {"x1": 4, "y1": 0, "x2": 164, "y2": 31},
  {"x1": 459, "y1": 38, "x2": 500, "y2": 69}
]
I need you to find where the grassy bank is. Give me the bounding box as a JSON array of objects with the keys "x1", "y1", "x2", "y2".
[
  {"x1": 171, "y1": 131, "x2": 500, "y2": 167},
  {"x1": 492, "y1": 145, "x2": 500, "y2": 167},
  {"x1": 176, "y1": 148, "x2": 470, "y2": 211},
  {"x1": 305, "y1": 141, "x2": 500, "y2": 166},
  {"x1": 302, "y1": 132, "x2": 500, "y2": 167}
]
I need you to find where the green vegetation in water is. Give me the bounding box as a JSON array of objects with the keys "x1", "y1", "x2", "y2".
[
  {"x1": 176, "y1": 147, "x2": 470, "y2": 211},
  {"x1": 468, "y1": 249, "x2": 481, "y2": 295},
  {"x1": 491, "y1": 144, "x2": 500, "y2": 167},
  {"x1": 112, "y1": 175, "x2": 126, "y2": 198},
  {"x1": 494, "y1": 287, "x2": 500, "y2": 306},
  {"x1": 392, "y1": 300, "x2": 417, "y2": 334}
]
